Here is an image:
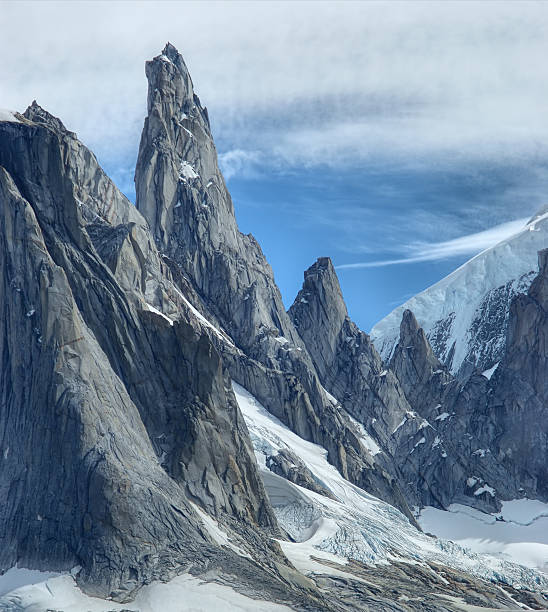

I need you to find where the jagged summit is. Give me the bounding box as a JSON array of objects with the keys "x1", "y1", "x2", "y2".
[
  {"x1": 158, "y1": 42, "x2": 197, "y2": 87},
  {"x1": 162, "y1": 41, "x2": 183, "y2": 61},
  {"x1": 396, "y1": 309, "x2": 442, "y2": 372},
  {"x1": 22, "y1": 100, "x2": 72, "y2": 134},
  {"x1": 390, "y1": 308, "x2": 451, "y2": 416},
  {"x1": 289, "y1": 257, "x2": 348, "y2": 380},
  {"x1": 0, "y1": 101, "x2": 71, "y2": 133},
  {"x1": 147, "y1": 43, "x2": 209, "y2": 130}
]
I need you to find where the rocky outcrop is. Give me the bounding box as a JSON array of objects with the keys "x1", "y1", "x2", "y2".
[{"x1": 389, "y1": 310, "x2": 451, "y2": 414}]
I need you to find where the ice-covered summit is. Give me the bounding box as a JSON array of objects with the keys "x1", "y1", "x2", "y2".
[{"x1": 371, "y1": 210, "x2": 548, "y2": 377}]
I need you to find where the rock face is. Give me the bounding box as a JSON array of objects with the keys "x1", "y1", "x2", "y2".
[
  {"x1": 388, "y1": 310, "x2": 523, "y2": 510},
  {"x1": 370, "y1": 211, "x2": 548, "y2": 378},
  {"x1": 486, "y1": 248, "x2": 548, "y2": 497},
  {"x1": 0, "y1": 102, "x2": 321, "y2": 607}
]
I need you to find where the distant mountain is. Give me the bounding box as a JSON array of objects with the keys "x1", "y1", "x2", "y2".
[{"x1": 371, "y1": 212, "x2": 548, "y2": 378}]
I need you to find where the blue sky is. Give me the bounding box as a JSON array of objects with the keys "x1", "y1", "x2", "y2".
[{"x1": 2, "y1": 1, "x2": 548, "y2": 330}]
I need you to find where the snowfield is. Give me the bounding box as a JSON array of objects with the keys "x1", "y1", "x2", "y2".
[
  {"x1": 233, "y1": 382, "x2": 548, "y2": 591},
  {"x1": 419, "y1": 501, "x2": 548, "y2": 574},
  {"x1": 370, "y1": 212, "x2": 548, "y2": 374},
  {"x1": 0, "y1": 110, "x2": 20, "y2": 123},
  {"x1": 0, "y1": 572, "x2": 292, "y2": 611}
]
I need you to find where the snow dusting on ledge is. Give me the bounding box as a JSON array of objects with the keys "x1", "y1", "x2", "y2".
[{"x1": 0, "y1": 109, "x2": 20, "y2": 123}]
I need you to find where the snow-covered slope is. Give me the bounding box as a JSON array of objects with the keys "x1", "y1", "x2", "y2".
[
  {"x1": 0, "y1": 571, "x2": 292, "y2": 612},
  {"x1": 0, "y1": 109, "x2": 20, "y2": 123},
  {"x1": 232, "y1": 383, "x2": 548, "y2": 592},
  {"x1": 370, "y1": 212, "x2": 548, "y2": 376},
  {"x1": 419, "y1": 500, "x2": 548, "y2": 574}
]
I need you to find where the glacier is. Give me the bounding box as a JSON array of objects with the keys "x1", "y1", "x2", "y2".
[{"x1": 232, "y1": 382, "x2": 548, "y2": 592}]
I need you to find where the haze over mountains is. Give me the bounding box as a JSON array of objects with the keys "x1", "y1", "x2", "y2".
[{"x1": 0, "y1": 44, "x2": 546, "y2": 612}]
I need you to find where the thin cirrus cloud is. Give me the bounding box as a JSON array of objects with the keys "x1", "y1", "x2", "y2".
[{"x1": 336, "y1": 217, "x2": 529, "y2": 270}]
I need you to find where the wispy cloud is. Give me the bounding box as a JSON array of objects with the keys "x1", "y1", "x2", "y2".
[
  {"x1": 218, "y1": 149, "x2": 263, "y2": 180},
  {"x1": 336, "y1": 217, "x2": 528, "y2": 270}
]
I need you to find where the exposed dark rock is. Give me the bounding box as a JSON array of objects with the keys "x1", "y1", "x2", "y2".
[
  {"x1": 486, "y1": 248, "x2": 548, "y2": 497},
  {"x1": 266, "y1": 449, "x2": 336, "y2": 500}
]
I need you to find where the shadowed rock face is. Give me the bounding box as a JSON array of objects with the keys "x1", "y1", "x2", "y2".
[
  {"x1": 487, "y1": 248, "x2": 548, "y2": 497},
  {"x1": 388, "y1": 310, "x2": 520, "y2": 511}
]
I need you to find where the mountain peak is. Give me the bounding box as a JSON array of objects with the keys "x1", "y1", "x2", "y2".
[
  {"x1": 394, "y1": 308, "x2": 441, "y2": 370},
  {"x1": 136, "y1": 45, "x2": 216, "y2": 250},
  {"x1": 308, "y1": 256, "x2": 335, "y2": 273},
  {"x1": 389, "y1": 308, "x2": 448, "y2": 411},
  {"x1": 294, "y1": 256, "x2": 347, "y2": 322},
  {"x1": 146, "y1": 43, "x2": 195, "y2": 110},
  {"x1": 289, "y1": 257, "x2": 348, "y2": 379},
  {"x1": 162, "y1": 41, "x2": 180, "y2": 59},
  {"x1": 23, "y1": 100, "x2": 72, "y2": 135},
  {"x1": 400, "y1": 308, "x2": 421, "y2": 337}
]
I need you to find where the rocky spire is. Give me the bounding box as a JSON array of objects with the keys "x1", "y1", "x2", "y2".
[
  {"x1": 289, "y1": 257, "x2": 348, "y2": 380},
  {"x1": 389, "y1": 309, "x2": 452, "y2": 414},
  {"x1": 23, "y1": 100, "x2": 73, "y2": 134},
  {"x1": 135, "y1": 44, "x2": 301, "y2": 352}
]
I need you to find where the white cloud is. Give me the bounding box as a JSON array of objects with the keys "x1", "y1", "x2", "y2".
[
  {"x1": 336, "y1": 218, "x2": 529, "y2": 269},
  {"x1": 218, "y1": 149, "x2": 263, "y2": 181},
  {"x1": 1, "y1": 1, "x2": 548, "y2": 175}
]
